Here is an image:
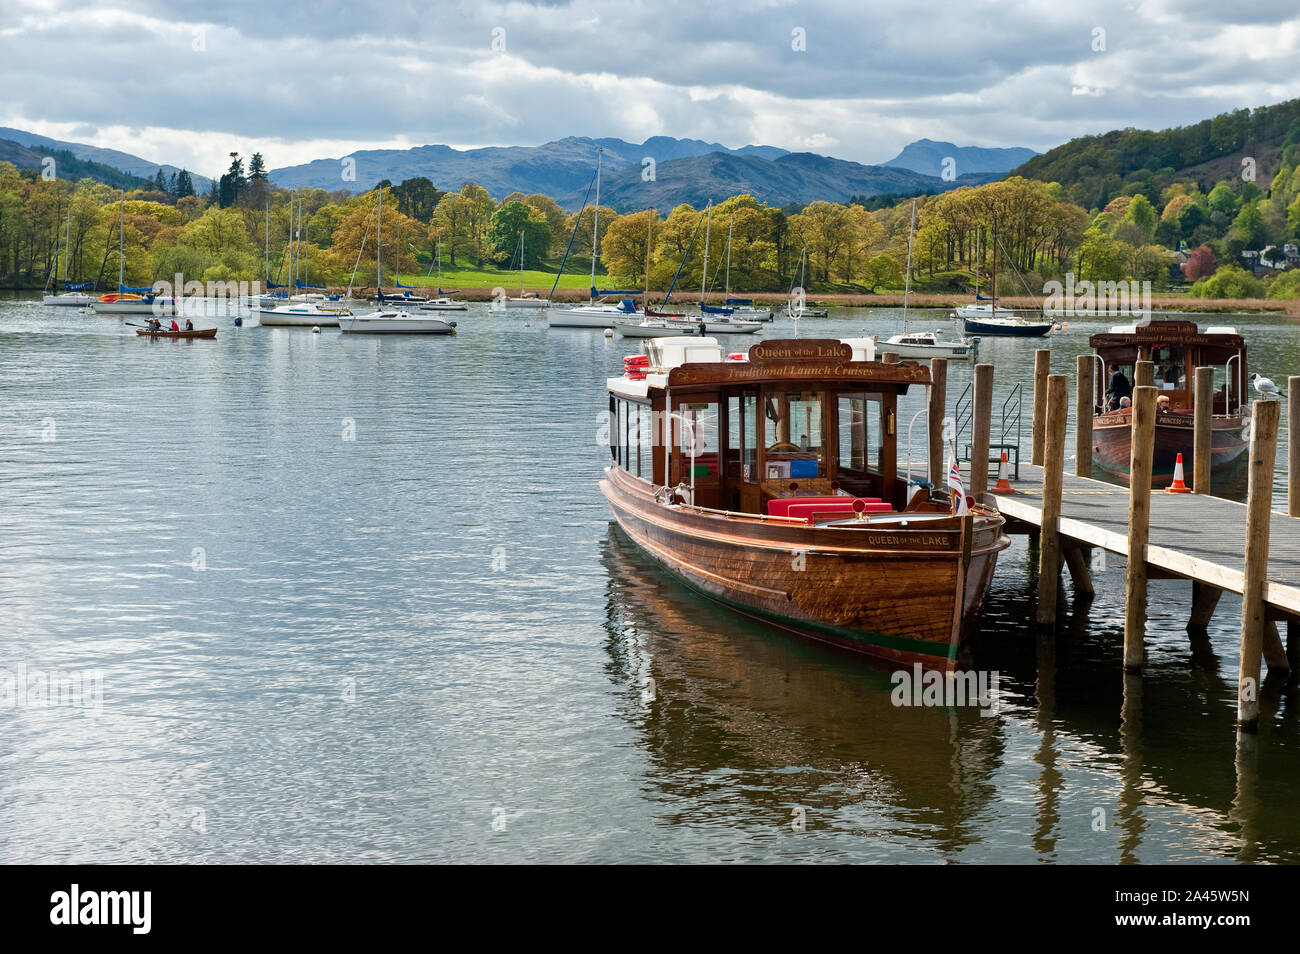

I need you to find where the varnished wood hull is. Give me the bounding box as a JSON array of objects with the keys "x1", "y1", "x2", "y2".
[
  {"x1": 600, "y1": 468, "x2": 1009, "y2": 670},
  {"x1": 1092, "y1": 412, "x2": 1247, "y2": 486},
  {"x1": 135, "y1": 327, "x2": 217, "y2": 339}
]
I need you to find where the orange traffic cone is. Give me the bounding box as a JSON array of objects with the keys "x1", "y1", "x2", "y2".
[
  {"x1": 1165, "y1": 453, "x2": 1192, "y2": 493},
  {"x1": 992, "y1": 451, "x2": 1015, "y2": 495}
]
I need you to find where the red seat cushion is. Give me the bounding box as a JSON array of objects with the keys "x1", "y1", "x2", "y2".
[
  {"x1": 786, "y1": 500, "x2": 893, "y2": 524},
  {"x1": 767, "y1": 495, "x2": 879, "y2": 517}
]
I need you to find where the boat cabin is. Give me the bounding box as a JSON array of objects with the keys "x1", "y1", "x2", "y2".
[
  {"x1": 607, "y1": 338, "x2": 931, "y2": 516},
  {"x1": 1088, "y1": 320, "x2": 1246, "y2": 415}
]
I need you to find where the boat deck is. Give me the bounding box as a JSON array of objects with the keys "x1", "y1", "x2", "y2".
[{"x1": 988, "y1": 462, "x2": 1300, "y2": 614}]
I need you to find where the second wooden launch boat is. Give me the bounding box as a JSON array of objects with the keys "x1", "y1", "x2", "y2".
[
  {"x1": 1088, "y1": 320, "x2": 1249, "y2": 487},
  {"x1": 600, "y1": 336, "x2": 1010, "y2": 670}
]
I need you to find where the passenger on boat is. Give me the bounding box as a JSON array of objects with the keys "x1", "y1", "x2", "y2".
[
  {"x1": 148, "y1": 318, "x2": 161, "y2": 331},
  {"x1": 1156, "y1": 394, "x2": 1171, "y2": 409},
  {"x1": 1105, "y1": 364, "x2": 1132, "y2": 410},
  {"x1": 170, "y1": 319, "x2": 180, "y2": 332},
  {"x1": 185, "y1": 319, "x2": 194, "y2": 331},
  {"x1": 1119, "y1": 396, "x2": 1132, "y2": 409}
]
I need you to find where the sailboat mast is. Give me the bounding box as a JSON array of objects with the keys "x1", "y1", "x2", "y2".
[
  {"x1": 645, "y1": 209, "x2": 652, "y2": 298},
  {"x1": 519, "y1": 231, "x2": 525, "y2": 295},
  {"x1": 991, "y1": 213, "x2": 997, "y2": 309},
  {"x1": 724, "y1": 214, "x2": 733, "y2": 297},
  {"x1": 589, "y1": 148, "x2": 602, "y2": 299},
  {"x1": 436, "y1": 235, "x2": 442, "y2": 294},
  {"x1": 700, "y1": 202, "x2": 712, "y2": 305},
  {"x1": 264, "y1": 202, "x2": 270, "y2": 287},
  {"x1": 63, "y1": 208, "x2": 71, "y2": 282},
  {"x1": 902, "y1": 199, "x2": 916, "y2": 329},
  {"x1": 117, "y1": 193, "x2": 125, "y2": 290},
  {"x1": 376, "y1": 186, "x2": 383, "y2": 291}
]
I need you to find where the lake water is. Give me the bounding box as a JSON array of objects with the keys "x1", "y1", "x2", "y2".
[{"x1": 1, "y1": 295, "x2": 1298, "y2": 863}]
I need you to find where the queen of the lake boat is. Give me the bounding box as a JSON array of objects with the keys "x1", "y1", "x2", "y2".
[{"x1": 600, "y1": 337, "x2": 1010, "y2": 670}]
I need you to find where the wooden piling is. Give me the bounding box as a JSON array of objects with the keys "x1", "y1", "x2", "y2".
[
  {"x1": 1124, "y1": 385, "x2": 1157, "y2": 671},
  {"x1": 1037, "y1": 375, "x2": 1068, "y2": 626},
  {"x1": 881, "y1": 351, "x2": 900, "y2": 364},
  {"x1": 1187, "y1": 580, "x2": 1222, "y2": 635},
  {"x1": 1135, "y1": 360, "x2": 1155, "y2": 389},
  {"x1": 1194, "y1": 366, "x2": 1214, "y2": 495},
  {"x1": 1075, "y1": 354, "x2": 1093, "y2": 478},
  {"x1": 928, "y1": 357, "x2": 947, "y2": 491},
  {"x1": 1031, "y1": 350, "x2": 1049, "y2": 466},
  {"x1": 1063, "y1": 545, "x2": 1095, "y2": 596},
  {"x1": 971, "y1": 363, "x2": 993, "y2": 497},
  {"x1": 1290, "y1": 377, "x2": 1300, "y2": 517},
  {"x1": 1239, "y1": 397, "x2": 1280, "y2": 730}
]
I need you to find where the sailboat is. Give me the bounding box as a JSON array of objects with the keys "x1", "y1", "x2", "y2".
[
  {"x1": 43, "y1": 208, "x2": 94, "y2": 306},
  {"x1": 418, "y1": 236, "x2": 468, "y2": 311},
  {"x1": 879, "y1": 200, "x2": 975, "y2": 360},
  {"x1": 490, "y1": 229, "x2": 548, "y2": 311},
  {"x1": 690, "y1": 203, "x2": 760, "y2": 334},
  {"x1": 341, "y1": 188, "x2": 452, "y2": 334},
  {"x1": 258, "y1": 194, "x2": 349, "y2": 326},
  {"x1": 549, "y1": 149, "x2": 645, "y2": 327},
  {"x1": 93, "y1": 195, "x2": 176, "y2": 315},
  {"x1": 701, "y1": 214, "x2": 773, "y2": 322},
  {"x1": 784, "y1": 247, "x2": 827, "y2": 319},
  {"x1": 955, "y1": 218, "x2": 1052, "y2": 336}
]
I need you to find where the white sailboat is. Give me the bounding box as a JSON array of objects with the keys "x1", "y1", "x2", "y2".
[
  {"x1": 418, "y1": 237, "x2": 468, "y2": 311},
  {"x1": 43, "y1": 209, "x2": 94, "y2": 306},
  {"x1": 339, "y1": 309, "x2": 456, "y2": 334},
  {"x1": 784, "y1": 248, "x2": 827, "y2": 319},
  {"x1": 880, "y1": 200, "x2": 974, "y2": 360},
  {"x1": 259, "y1": 196, "x2": 348, "y2": 326},
  {"x1": 491, "y1": 229, "x2": 548, "y2": 311},
  {"x1": 93, "y1": 195, "x2": 175, "y2": 315}
]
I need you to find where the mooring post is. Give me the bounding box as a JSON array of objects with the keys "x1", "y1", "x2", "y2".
[
  {"x1": 971, "y1": 363, "x2": 993, "y2": 497},
  {"x1": 881, "y1": 351, "x2": 900, "y2": 364},
  {"x1": 928, "y1": 357, "x2": 948, "y2": 491},
  {"x1": 1032, "y1": 350, "x2": 1049, "y2": 466},
  {"x1": 1075, "y1": 354, "x2": 1093, "y2": 478},
  {"x1": 1194, "y1": 366, "x2": 1214, "y2": 495},
  {"x1": 1124, "y1": 385, "x2": 1157, "y2": 671},
  {"x1": 1037, "y1": 375, "x2": 1069, "y2": 626},
  {"x1": 1238, "y1": 397, "x2": 1280, "y2": 731},
  {"x1": 1290, "y1": 376, "x2": 1300, "y2": 517},
  {"x1": 1187, "y1": 579, "x2": 1223, "y2": 636},
  {"x1": 1135, "y1": 359, "x2": 1155, "y2": 390},
  {"x1": 1063, "y1": 546, "x2": 1095, "y2": 596}
]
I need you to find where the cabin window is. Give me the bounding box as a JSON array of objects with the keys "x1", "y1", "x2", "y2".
[
  {"x1": 837, "y1": 393, "x2": 882, "y2": 473},
  {"x1": 1150, "y1": 345, "x2": 1186, "y2": 390},
  {"x1": 679, "y1": 401, "x2": 719, "y2": 479},
  {"x1": 637, "y1": 403, "x2": 653, "y2": 481},
  {"x1": 726, "y1": 393, "x2": 759, "y2": 482},
  {"x1": 763, "y1": 390, "x2": 825, "y2": 479}
]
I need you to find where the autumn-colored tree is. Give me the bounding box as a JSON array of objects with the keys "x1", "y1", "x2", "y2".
[{"x1": 1182, "y1": 244, "x2": 1216, "y2": 281}]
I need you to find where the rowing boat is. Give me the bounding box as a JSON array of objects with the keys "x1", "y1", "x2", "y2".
[{"x1": 135, "y1": 327, "x2": 217, "y2": 339}]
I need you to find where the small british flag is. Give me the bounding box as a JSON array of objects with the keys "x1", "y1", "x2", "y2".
[{"x1": 947, "y1": 456, "x2": 968, "y2": 515}]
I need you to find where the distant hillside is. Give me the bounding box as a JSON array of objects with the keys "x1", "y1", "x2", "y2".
[
  {"x1": 882, "y1": 138, "x2": 1037, "y2": 177},
  {"x1": 581, "y1": 151, "x2": 1000, "y2": 212},
  {"x1": 0, "y1": 138, "x2": 153, "y2": 190},
  {"x1": 1011, "y1": 98, "x2": 1300, "y2": 209},
  {"x1": 0, "y1": 126, "x2": 212, "y2": 191},
  {"x1": 269, "y1": 135, "x2": 791, "y2": 197}
]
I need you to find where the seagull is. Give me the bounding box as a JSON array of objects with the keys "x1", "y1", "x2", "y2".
[{"x1": 1251, "y1": 372, "x2": 1281, "y2": 398}]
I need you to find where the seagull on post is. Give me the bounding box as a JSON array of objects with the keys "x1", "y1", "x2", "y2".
[{"x1": 1251, "y1": 372, "x2": 1281, "y2": 399}]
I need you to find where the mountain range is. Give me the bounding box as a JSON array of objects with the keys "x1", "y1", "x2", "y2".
[
  {"x1": 0, "y1": 126, "x2": 212, "y2": 191},
  {"x1": 881, "y1": 138, "x2": 1038, "y2": 178},
  {"x1": 267, "y1": 135, "x2": 1025, "y2": 211}
]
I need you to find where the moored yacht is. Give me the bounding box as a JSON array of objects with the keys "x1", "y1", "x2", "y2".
[
  {"x1": 339, "y1": 309, "x2": 456, "y2": 334},
  {"x1": 256, "y1": 300, "x2": 351, "y2": 327}
]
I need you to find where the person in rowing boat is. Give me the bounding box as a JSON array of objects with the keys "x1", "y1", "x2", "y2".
[
  {"x1": 170, "y1": 319, "x2": 180, "y2": 332},
  {"x1": 148, "y1": 317, "x2": 162, "y2": 332},
  {"x1": 185, "y1": 318, "x2": 194, "y2": 331}
]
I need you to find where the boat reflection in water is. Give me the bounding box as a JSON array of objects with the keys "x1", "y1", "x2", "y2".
[{"x1": 599, "y1": 528, "x2": 1003, "y2": 854}]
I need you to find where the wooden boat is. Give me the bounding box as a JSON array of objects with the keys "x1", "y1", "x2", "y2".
[
  {"x1": 600, "y1": 336, "x2": 1010, "y2": 670},
  {"x1": 135, "y1": 327, "x2": 217, "y2": 339},
  {"x1": 1088, "y1": 320, "x2": 1249, "y2": 487}
]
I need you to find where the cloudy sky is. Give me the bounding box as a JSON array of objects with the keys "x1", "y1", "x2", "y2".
[{"x1": 3, "y1": 0, "x2": 1300, "y2": 176}]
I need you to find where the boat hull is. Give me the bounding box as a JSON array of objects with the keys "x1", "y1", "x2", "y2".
[
  {"x1": 43, "y1": 294, "x2": 94, "y2": 306},
  {"x1": 339, "y1": 315, "x2": 455, "y2": 334},
  {"x1": 961, "y1": 316, "x2": 1052, "y2": 337},
  {"x1": 548, "y1": 308, "x2": 631, "y2": 328},
  {"x1": 94, "y1": 297, "x2": 176, "y2": 315},
  {"x1": 256, "y1": 307, "x2": 344, "y2": 327},
  {"x1": 135, "y1": 327, "x2": 217, "y2": 339},
  {"x1": 600, "y1": 470, "x2": 1008, "y2": 669},
  {"x1": 882, "y1": 340, "x2": 972, "y2": 359},
  {"x1": 1092, "y1": 411, "x2": 1249, "y2": 486},
  {"x1": 491, "y1": 298, "x2": 549, "y2": 310}
]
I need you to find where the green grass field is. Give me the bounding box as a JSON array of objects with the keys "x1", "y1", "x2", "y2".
[{"x1": 396, "y1": 255, "x2": 610, "y2": 292}]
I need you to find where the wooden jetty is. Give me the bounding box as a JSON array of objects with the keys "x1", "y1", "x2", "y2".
[{"x1": 925, "y1": 352, "x2": 1300, "y2": 734}]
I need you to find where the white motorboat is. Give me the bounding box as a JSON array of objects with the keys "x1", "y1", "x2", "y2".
[
  {"x1": 257, "y1": 301, "x2": 350, "y2": 327},
  {"x1": 615, "y1": 318, "x2": 704, "y2": 338},
  {"x1": 43, "y1": 292, "x2": 94, "y2": 306},
  {"x1": 491, "y1": 295, "x2": 550, "y2": 311},
  {"x1": 729, "y1": 303, "x2": 774, "y2": 321},
  {"x1": 879, "y1": 331, "x2": 973, "y2": 359},
  {"x1": 419, "y1": 297, "x2": 469, "y2": 312},
  {"x1": 339, "y1": 309, "x2": 456, "y2": 334},
  {"x1": 695, "y1": 315, "x2": 763, "y2": 334},
  {"x1": 548, "y1": 299, "x2": 640, "y2": 328}
]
